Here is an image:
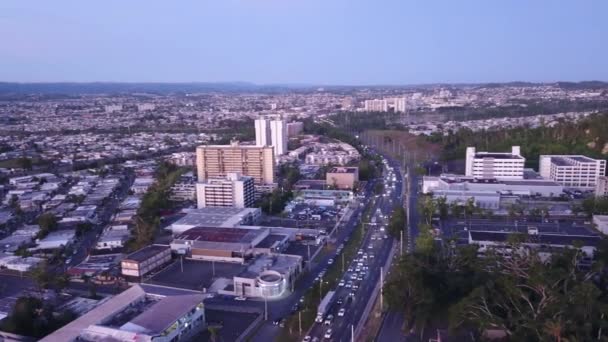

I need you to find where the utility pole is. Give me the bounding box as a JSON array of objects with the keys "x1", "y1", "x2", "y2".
[
  {"x1": 307, "y1": 244, "x2": 311, "y2": 270},
  {"x1": 212, "y1": 260, "x2": 216, "y2": 277},
  {"x1": 342, "y1": 253, "x2": 345, "y2": 273},
  {"x1": 180, "y1": 255, "x2": 184, "y2": 273},
  {"x1": 380, "y1": 266, "x2": 384, "y2": 311},
  {"x1": 319, "y1": 276, "x2": 323, "y2": 297},
  {"x1": 299, "y1": 311, "x2": 302, "y2": 334},
  {"x1": 351, "y1": 324, "x2": 355, "y2": 342},
  {"x1": 400, "y1": 230, "x2": 403, "y2": 255},
  {"x1": 264, "y1": 293, "x2": 268, "y2": 321}
]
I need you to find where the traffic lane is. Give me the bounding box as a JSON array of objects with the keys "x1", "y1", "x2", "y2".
[
  {"x1": 334, "y1": 235, "x2": 393, "y2": 340},
  {"x1": 307, "y1": 196, "x2": 387, "y2": 339},
  {"x1": 330, "y1": 207, "x2": 393, "y2": 338}
]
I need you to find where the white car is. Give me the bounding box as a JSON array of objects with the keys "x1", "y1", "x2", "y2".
[
  {"x1": 338, "y1": 308, "x2": 346, "y2": 317},
  {"x1": 338, "y1": 281, "x2": 345, "y2": 287},
  {"x1": 327, "y1": 258, "x2": 334, "y2": 265},
  {"x1": 324, "y1": 329, "x2": 333, "y2": 339},
  {"x1": 315, "y1": 314, "x2": 324, "y2": 323},
  {"x1": 234, "y1": 296, "x2": 247, "y2": 301},
  {"x1": 303, "y1": 336, "x2": 312, "y2": 342},
  {"x1": 345, "y1": 282, "x2": 352, "y2": 288}
]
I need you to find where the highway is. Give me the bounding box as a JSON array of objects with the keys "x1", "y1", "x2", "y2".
[{"x1": 304, "y1": 154, "x2": 404, "y2": 341}]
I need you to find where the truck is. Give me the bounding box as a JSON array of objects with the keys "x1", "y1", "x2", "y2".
[{"x1": 315, "y1": 290, "x2": 335, "y2": 323}]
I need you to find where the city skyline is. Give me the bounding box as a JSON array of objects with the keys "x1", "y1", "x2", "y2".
[{"x1": 2, "y1": 0, "x2": 608, "y2": 84}]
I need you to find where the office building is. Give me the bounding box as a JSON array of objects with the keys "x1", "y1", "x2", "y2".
[
  {"x1": 326, "y1": 166, "x2": 359, "y2": 189},
  {"x1": 40, "y1": 285, "x2": 205, "y2": 342},
  {"x1": 255, "y1": 117, "x2": 271, "y2": 147},
  {"x1": 270, "y1": 119, "x2": 287, "y2": 156},
  {"x1": 196, "y1": 141, "x2": 275, "y2": 184},
  {"x1": 121, "y1": 245, "x2": 172, "y2": 279},
  {"x1": 196, "y1": 172, "x2": 255, "y2": 209},
  {"x1": 465, "y1": 146, "x2": 525, "y2": 180},
  {"x1": 596, "y1": 176, "x2": 608, "y2": 197},
  {"x1": 539, "y1": 155, "x2": 606, "y2": 189}
]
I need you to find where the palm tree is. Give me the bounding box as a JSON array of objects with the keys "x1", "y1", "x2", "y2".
[{"x1": 543, "y1": 319, "x2": 564, "y2": 342}]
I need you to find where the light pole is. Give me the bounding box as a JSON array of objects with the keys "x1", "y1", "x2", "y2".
[
  {"x1": 264, "y1": 291, "x2": 268, "y2": 321},
  {"x1": 380, "y1": 266, "x2": 384, "y2": 311}
]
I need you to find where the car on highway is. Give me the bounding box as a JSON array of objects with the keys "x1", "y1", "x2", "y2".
[
  {"x1": 338, "y1": 308, "x2": 346, "y2": 317},
  {"x1": 324, "y1": 329, "x2": 333, "y2": 339},
  {"x1": 303, "y1": 336, "x2": 312, "y2": 342},
  {"x1": 327, "y1": 258, "x2": 334, "y2": 265},
  {"x1": 338, "y1": 280, "x2": 345, "y2": 287},
  {"x1": 324, "y1": 314, "x2": 333, "y2": 325},
  {"x1": 234, "y1": 296, "x2": 247, "y2": 301},
  {"x1": 336, "y1": 297, "x2": 344, "y2": 305}
]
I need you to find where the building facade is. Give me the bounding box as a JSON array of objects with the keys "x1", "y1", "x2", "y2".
[
  {"x1": 121, "y1": 245, "x2": 172, "y2": 279},
  {"x1": 465, "y1": 146, "x2": 525, "y2": 180},
  {"x1": 270, "y1": 119, "x2": 287, "y2": 156},
  {"x1": 196, "y1": 172, "x2": 255, "y2": 208},
  {"x1": 596, "y1": 176, "x2": 608, "y2": 197},
  {"x1": 286, "y1": 122, "x2": 304, "y2": 137},
  {"x1": 539, "y1": 155, "x2": 606, "y2": 189},
  {"x1": 196, "y1": 141, "x2": 275, "y2": 184},
  {"x1": 255, "y1": 118, "x2": 271, "y2": 147},
  {"x1": 326, "y1": 166, "x2": 359, "y2": 189},
  {"x1": 364, "y1": 99, "x2": 388, "y2": 112}
]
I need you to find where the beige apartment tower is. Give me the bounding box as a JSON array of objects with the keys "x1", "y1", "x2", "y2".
[{"x1": 196, "y1": 141, "x2": 275, "y2": 184}]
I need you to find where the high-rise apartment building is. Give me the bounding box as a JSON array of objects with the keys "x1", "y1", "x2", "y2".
[
  {"x1": 270, "y1": 119, "x2": 287, "y2": 156},
  {"x1": 255, "y1": 118, "x2": 271, "y2": 147},
  {"x1": 286, "y1": 122, "x2": 304, "y2": 137},
  {"x1": 196, "y1": 172, "x2": 255, "y2": 208},
  {"x1": 364, "y1": 99, "x2": 388, "y2": 112},
  {"x1": 539, "y1": 155, "x2": 606, "y2": 189},
  {"x1": 196, "y1": 141, "x2": 275, "y2": 184},
  {"x1": 465, "y1": 146, "x2": 525, "y2": 180},
  {"x1": 255, "y1": 116, "x2": 287, "y2": 156}
]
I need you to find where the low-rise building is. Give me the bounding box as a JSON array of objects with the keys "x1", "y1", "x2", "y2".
[
  {"x1": 40, "y1": 284, "x2": 205, "y2": 342},
  {"x1": 95, "y1": 225, "x2": 130, "y2": 250},
  {"x1": 121, "y1": 245, "x2": 172, "y2": 279},
  {"x1": 595, "y1": 176, "x2": 608, "y2": 197},
  {"x1": 326, "y1": 166, "x2": 359, "y2": 190},
  {"x1": 167, "y1": 207, "x2": 261, "y2": 234}
]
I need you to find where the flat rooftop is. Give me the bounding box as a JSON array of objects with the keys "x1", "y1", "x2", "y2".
[
  {"x1": 175, "y1": 227, "x2": 262, "y2": 244},
  {"x1": 328, "y1": 167, "x2": 358, "y2": 174},
  {"x1": 125, "y1": 245, "x2": 169, "y2": 263},
  {"x1": 172, "y1": 208, "x2": 259, "y2": 228},
  {"x1": 474, "y1": 153, "x2": 523, "y2": 159},
  {"x1": 552, "y1": 155, "x2": 598, "y2": 166}
]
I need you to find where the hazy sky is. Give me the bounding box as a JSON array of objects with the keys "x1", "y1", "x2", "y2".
[{"x1": 1, "y1": 0, "x2": 607, "y2": 84}]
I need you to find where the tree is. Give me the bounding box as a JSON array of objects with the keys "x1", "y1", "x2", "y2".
[
  {"x1": 387, "y1": 205, "x2": 406, "y2": 240},
  {"x1": 37, "y1": 213, "x2": 58, "y2": 238},
  {"x1": 16, "y1": 157, "x2": 32, "y2": 170},
  {"x1": 436, "y1": 196, "x2": 449, "y2": 220}
]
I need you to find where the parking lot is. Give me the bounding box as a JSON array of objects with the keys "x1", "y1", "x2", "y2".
[
  {"x1": 145, "y1": 258, "x2": 247, "y2": 291},
  {"x1": 197, "y1": 308, "x2": 260, "y2": 342}
]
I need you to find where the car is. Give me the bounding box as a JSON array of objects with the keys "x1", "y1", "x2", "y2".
[
  {"x1": 353, "y1": 284, "x2": 359, "y2": 290},
  {"x1": 300, "y1": 296, "x2": 305, "y2": 303},
  {"x1": 345, "y1": 282, "x2": 352, "y2": 288},
  {"x1": 234, "y1": 296, "x2": 247, "y2": 301},
  {"x1": 272, "y1": 319, "x2": 281, "y2": 325},
  {"x1": 327, "y1": 258, "x2": 334, "y2": 265},
  {"x1": 338, "y1": 308, "x2": 346, "y2": 317},
  {"x1": 65, "y1": 258, "x2": 72, "y2": 265},
  {"x1": 324, "y1": 314, "x2": 333, "y2": 325},
  {"x1": 357, "y1": 276, "x2": 363, "y2": 281},
  {"x1": 349, "y1": 291, "x2": 356, "y2": 298},
  {"x1": 312, "y1": 338, "x2": 320, "y2": 342},
  {"x1": 279, "y1": 319, "x2": 286, "y2": 328},
  {"x1": 315, "y1": 314, "x2": 324, "y2": 323},
  {"x1": 347, "y1": 267, "x2": 353, "y2": 272},
  {"x1": 303, "y1": 336, "x2": 312, "y2": 342},
  {"x1": 355, "y1": 267, "x2": 361, "y2": 272},
  {"x1": 338, "y1": 281, "x2": 345, "y2": 287},
  {"x1": 324, "y1": 329, "x2": 333, "y2": 339},
  {"x1": 336, "y1": 297, "x2": 344, "y2": 305}
]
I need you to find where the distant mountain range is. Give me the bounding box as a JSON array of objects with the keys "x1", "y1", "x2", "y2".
[{"x1": 0, "y1": 81, "x2": 606, "y2": 95}]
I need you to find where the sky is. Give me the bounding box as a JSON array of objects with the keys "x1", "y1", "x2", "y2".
[{"x1": 1, "y1": 0, "x2": 607, "y2": 85}]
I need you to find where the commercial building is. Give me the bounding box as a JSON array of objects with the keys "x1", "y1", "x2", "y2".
[
  {"x1": 170, "y1": 226, "x2": 269, "y2": 263},
  {"x1": 539, "y1": 155, "x2": 606, "y2": 189},
  {"x1": 596, "y1": 176, "x2": 608, "y2": 197},
  {"x1": 40, "y1": 285, "x2": 205, "y2": 342},
  {"x1": 121, "y1": 245, "x2": 172, "y2": 279},
  {"x1": 167, "y1": 207, "x2": 261, "y2": 234},
  {"x1": 326, "y1": 166, "x2": 359, "y2": 189},
  {"x1": 465, "y1": 146, "x2": 525, "y2": 180},
  {"x1": 196, "y1": 141, "x2": 275, "y2": 184},
  {"x1": 196, "y1": 172, "x2": 255, "y2": 209},
  {"x1": 229, "y1": 254, "x2": 302, "y2": 299},
  {"x1": 95, "y1": 225, "x2": 130, "y2": 250}
]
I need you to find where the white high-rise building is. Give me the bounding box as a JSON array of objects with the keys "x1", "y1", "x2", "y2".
[
  {"x1": 465, "y1": 146, "x2": 525, "y2": 180},
  {"x1": 196, "y1": 172, "x2": 255, "y2": 208},
  {"x1": 364, "y1": 99, "x2": 388, "y2": 112},
  {"x1": 255, "y1": 118, "x2": 271, "y2": 147},
  {"x1": 539, "y1": 155, "x2": 606, "y2": 189},
  {"x1": 270, "y1": 119, "x2": 287, "y2": 156}
]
